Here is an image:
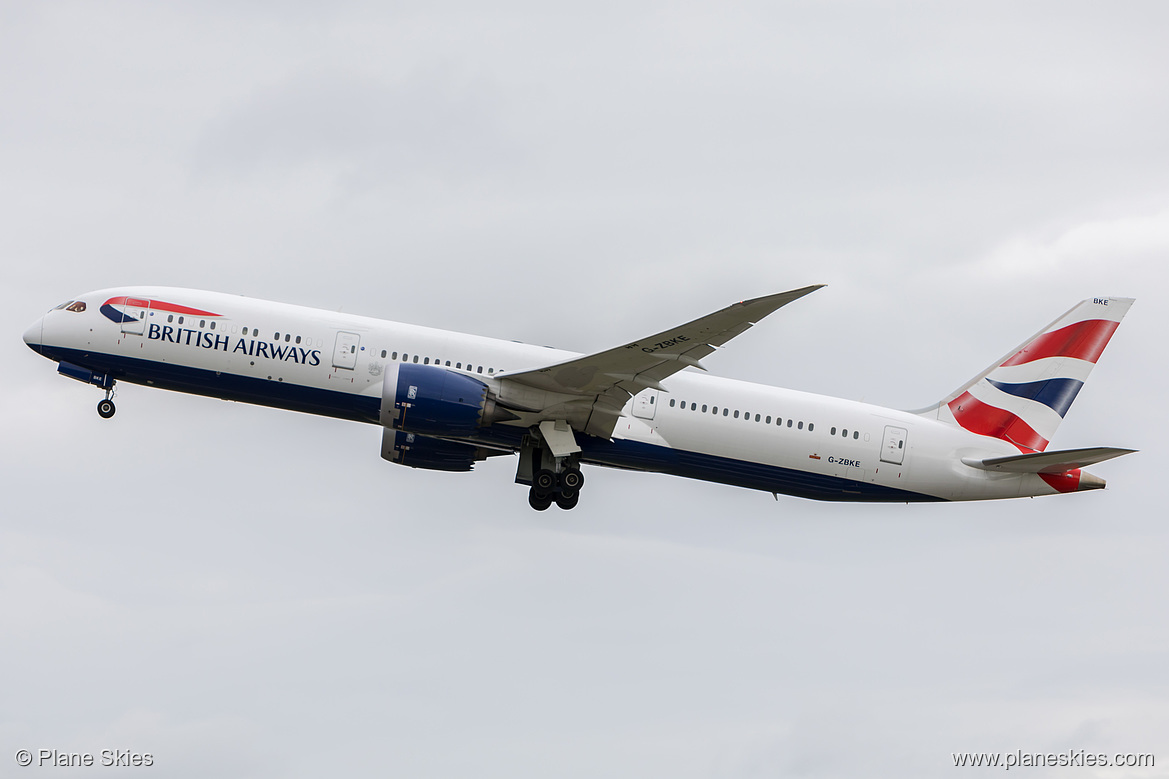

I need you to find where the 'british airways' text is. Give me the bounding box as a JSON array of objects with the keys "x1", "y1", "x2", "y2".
[{"x1": 147, "y1": 323, "x2": 322, "y2": 366}]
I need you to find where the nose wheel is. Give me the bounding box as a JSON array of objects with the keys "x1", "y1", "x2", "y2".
[{"x1": 97, "y1": 385, "x2": 117, "y2": 419}]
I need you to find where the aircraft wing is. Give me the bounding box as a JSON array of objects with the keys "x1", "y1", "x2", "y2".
[{"x1": 496, "y1": 285, "x2": 823, "y2": 438}]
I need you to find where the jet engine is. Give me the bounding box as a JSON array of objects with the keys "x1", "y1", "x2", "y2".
[
  {"x1": 381, "y1": 429, "x2": 490, "y2": 472},
  {"x1": 379, "y1": 362, "x2": 515, "y2": 437}
]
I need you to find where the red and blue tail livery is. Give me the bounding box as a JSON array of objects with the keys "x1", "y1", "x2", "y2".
[
  {"x1": 23, "y1": 286, "x2": 1136, "y2": 510},
  {"x1": 929, "y1": 297, "x2": 1133, "y2": 454}
]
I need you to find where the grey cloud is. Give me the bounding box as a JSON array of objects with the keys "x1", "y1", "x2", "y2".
[{"x1": 3, "y1": 2, "x2": 1168, "y2": 777}]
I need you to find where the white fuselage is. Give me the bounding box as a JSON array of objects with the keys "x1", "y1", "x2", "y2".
[{"x1": 24, "y1": 287, "x2": 1082, "y2": 503}]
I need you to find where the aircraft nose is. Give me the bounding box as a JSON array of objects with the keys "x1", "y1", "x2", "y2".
[{"x1": 23, "y1": 316, "x2": 43, "y2": 354}]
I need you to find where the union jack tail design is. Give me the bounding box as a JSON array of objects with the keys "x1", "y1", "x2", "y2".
[{"x1": 918, "y1": 297, "x2": 1134, "y2": 453}]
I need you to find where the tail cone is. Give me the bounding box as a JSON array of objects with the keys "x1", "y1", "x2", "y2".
[{"x1": 1078, "y1": 471, "x2": 1106, "y2": 491}]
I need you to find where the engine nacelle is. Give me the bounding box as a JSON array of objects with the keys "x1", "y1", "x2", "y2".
[
  {"x1": 381, "y1": 429, "x2": 487, "y2": 472},
  {"x1": 380, "y1": 362, "x2": 510, "y2": 437}
]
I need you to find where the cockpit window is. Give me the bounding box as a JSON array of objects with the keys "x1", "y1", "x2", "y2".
[
  {"x1": 65, "y1": 301, "x2": 87, "y2": 312},
  {"x1": 54, "y1": 301, "x2": 73, "y2": 310}
]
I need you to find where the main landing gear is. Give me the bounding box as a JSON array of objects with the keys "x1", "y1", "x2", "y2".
[
  {"x1": 526, "y1": 466, "x2": 585, "y2": 512},
  {"x1": 97, "y1": 385, "x2": 117, "y2": 419},
  {"x1": 517, "y1": 428, "x2": 587, "y2": 511}
]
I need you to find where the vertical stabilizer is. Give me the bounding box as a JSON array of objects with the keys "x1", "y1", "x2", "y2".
[{"x1": 916, "y1": 296, "x2": 1134, "y2": 452}]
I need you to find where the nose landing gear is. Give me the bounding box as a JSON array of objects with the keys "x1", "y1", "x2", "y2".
[
  {"x1": 55, "y1": 362, "x2": 118, "y2": 419},
  {"x1": 97, "y1": 384, "x2": 117, "y2": 419}
]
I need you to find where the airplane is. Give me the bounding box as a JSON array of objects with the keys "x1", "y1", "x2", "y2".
[{"x1": 22, "y1": 286, "x2": 1135, "y2": 510}]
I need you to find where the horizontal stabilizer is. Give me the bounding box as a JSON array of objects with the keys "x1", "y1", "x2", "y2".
[{"x1": 962, "y1": 446, "x2": 1136, "y2": 474}]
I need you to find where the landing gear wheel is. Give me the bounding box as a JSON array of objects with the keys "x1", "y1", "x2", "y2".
[
  {"x1": 528, "y1": 488, "x2": 553, "y2": 511},
  {"x1": 534, "y1": 469, "x2": 557, "y2": 492},
  {"x1": 97, "y1": 398, "x2": 116, "y2": 419},
  {"x1": 560, "y1": 468, "x2": 584, "y2": 491},
  {"x1": 555, "y1": 490, "x2": 580, "y2": 511}
]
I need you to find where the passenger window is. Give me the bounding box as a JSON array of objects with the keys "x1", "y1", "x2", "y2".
[
  {"x1": 831, "y1": 427, "x2": 837, "y2": 435},
  {"x1": 488, "y1": 368, "x2": 494, "y2": 374},
  {"x1": 649, "y1": 395, "x2": 654, "y2": 404},
  {"x1": 842, "y1": 429, "x2": 848, "y2": 437},
  {"x1": 776, "y1": 417, "x2": 782, "y2": 426},
  {"x1": 392, "y1": 352, "x2": 398, "y2": 359},
  {"x1": 456, "y1": 362, "x2": 462, "y2": 369},
  {"x1": 766, "y1": 416, "x2": 771, "y2": 424},
  {"x1": 296, "y1": 335, "x2": 302, "y2": 344},
  {"x1": 274, "y1": 331, "x2": 279, "y2": 339},
  {"x1": 380, "y1": 350, "x2": 386, "y2": 358},
  {"x1": 808, "y1": 423, "x2": 814, "y2": 432},
  {"x1": 242, "y1": 326, "x2": 248, "y2": 335},
  {"x1": 285, "y1": 334, "x2": 290, "y2": 342},
  {"x1": 446, "y1": 361, "x2": 451, "y2": 367},
  {"x1": 798, "y1": 421, "x2": 804, "y2": 430},
  {"x1": 169, "y1": 315, "x2": 175, "y2": 323},
  {"x1": 702, "y1": 405, "x2": 708, "y2": 413},
  {"x1": 723, "y1": 408, "x2": 729, "y2": 416},
  {"x1": 200, "y1": 320, "x2": 206, "y2": 328},
  {"x1": 853, "y1": 431, "x2": 859, "y2": 439},
  {"x1": 477, "y1": 366, "x2": 483, "y2": 374},
  {"x1": 733, "y1": 410, "x2": 739, "y2": 419},
  {"x1": 210, "y1": 321, "x2": 216, "y2": 330},
  {"x1": 691, "y1": 403, "x2": 696, "y2": 411},
  {"x1": 178, "y1": 316, "x2": 185, "y2": 325},
  {"x1": 787, "y1": 419, "x2": 793, "y2": 428},
  {"x1": 755, "y1": 414, "x2": 760, "y2": 422},
  {"x1": 413, "y1": 355, "x2": 419, "y2": 363},
  {"x1": 424, "y1": 357, "x2": 430, "y2": 365}
]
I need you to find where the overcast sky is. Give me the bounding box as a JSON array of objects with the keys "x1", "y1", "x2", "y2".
[{"x1": 2, "y1": 2, "x2": 1167, "y2": 777}]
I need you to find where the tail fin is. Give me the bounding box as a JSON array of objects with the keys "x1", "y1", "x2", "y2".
[{"x1": 916, "y1": 296, "x2": 1134, "y2": 452}]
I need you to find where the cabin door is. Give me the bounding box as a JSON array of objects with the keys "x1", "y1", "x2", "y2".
[
  {"x1": 121, "y1": 298, "x2": 150, "y2": 335},
  {"x1": 880, "y1": 426, "x2": 908, "y2": 465},
  {"x1": 332, "y1": 331, "x2": 361, "y2": 370},
  {"x1": 632, "y1": 390, "x2": 658, "y2": 421}
]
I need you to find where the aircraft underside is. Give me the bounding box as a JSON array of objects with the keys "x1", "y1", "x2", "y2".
[{"x1": 38, "y1": 344, "x2": 944, "y2": 506}]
